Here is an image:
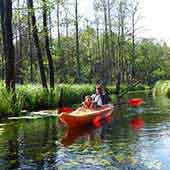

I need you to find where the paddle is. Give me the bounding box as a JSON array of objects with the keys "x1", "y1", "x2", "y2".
[
  {"x1": 118, "y1": 80, "x2": 141, "y2": 98},
  {"x1": 128, "y1": 98, "x2": 143, "y2": 107}
]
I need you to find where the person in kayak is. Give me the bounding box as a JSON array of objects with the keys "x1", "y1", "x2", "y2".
[
  {"x1": 91, "y1": 84, "x2": 110, "y2": 106},
  {"x1": 82, "y1": 95, "x2": 94, "y2": 109}
]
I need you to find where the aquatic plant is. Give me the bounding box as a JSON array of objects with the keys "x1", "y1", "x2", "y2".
[{"x1": 0, "y1": 88, "x2": 24, "y2": 117}]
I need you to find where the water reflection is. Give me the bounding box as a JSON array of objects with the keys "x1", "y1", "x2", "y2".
[
  {"x1": 130, "y1": 117, "x2": 144, "y2": 130},
  {"x1": 129, "y1": 107, "x2": 145, "y2": 131},
  {"x1": 1, "y1": 92, "x2": 170, "y2": 169},
  {"x1": 0, "y1": 118, "x2": 59, "y2": 170},
  {"x1": 60, "y1": 112, "x2": 113, "y2": 147},
  {"x1": 61, "y1": 125, "x2": 97, "y2": 147}
]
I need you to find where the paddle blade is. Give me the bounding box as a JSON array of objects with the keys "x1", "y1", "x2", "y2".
[{"x1": 128, "y1": 98, "x2": 143, "y2": 107}]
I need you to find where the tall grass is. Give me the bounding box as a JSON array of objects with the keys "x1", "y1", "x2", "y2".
[
  {"x1": 16, "y1": 84, "x2": 59, "y2": 110},
  {"x1": 59, "y1": 84, "x2": 95, "y2": 105},
  {"x1": 0, "y1": 83, "x2": 24, "y2": 117},
  {"x1": 0, "y1": 83, "x2": 150, "y2": 117}
]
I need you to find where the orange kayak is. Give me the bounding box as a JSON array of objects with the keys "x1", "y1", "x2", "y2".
[{"x1": 59, "y1": 105, "x2": 114, "y2": 128}]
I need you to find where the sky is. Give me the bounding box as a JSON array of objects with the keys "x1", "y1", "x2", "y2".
[
  {"x1": 139, "y1": 0, "x2": 170, "y2": 43},
  {"x1": 79, "y1": 0, "x2": 170, "y2": 44}
]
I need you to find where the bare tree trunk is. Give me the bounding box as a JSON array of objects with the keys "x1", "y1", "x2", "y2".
[
  {"x1": 103, "y1": 0, "x2": 113, "y2": 84},
  {"x1": 48, "y1": 8, "x2": 52, "y2": 43},
  {"x1": 75, "y1": 0, "x2": 81, "y2": 82},
  {"x1": 132, "y1": 13, "x2": 135, "y2": 78},
  {"x1": 131, "y1": 3, "x2": 138, "y2": 80},
  {"x1": 107, "y1": 0, "x2": 115, "y2": 83},
  {"x1": 43, "y1": 0, "x2": 54, "y2": 89},
  {"x1": 0, "y1": 0, "x2": 5, "y2": 80},
  {"x1": 27, "y1": 0, "x2": 48, "y2": 89},
  {"x1": 103, "y1": 0, "x2": 109, "y2": 84},
  {"x1": 56, "y1": 0, "x2": 63, "y2": 83},
  {"x1": 57, "y1": 0, "x2": 61, "y2": 49},
  {"x1": 0, "y1": 39, "x2": 4, "y2": 80},
  {"x1": 117, "y1": 1, "x2": 125, "y2": 83},
  {"x1": 3, "y1": 0, "x2": 16, "y2": 91},
  {"x1": 95, "y1": 17, "x2": 100, "y2": 60},
  {"x1": 27, "y1": 4, "x2": 33, "y2": 83},
  {"x1": 116, "y1": 2, "x2": 123, "y2": 95},
  {"x1": 16, "y1": 0, "x2": 23, "y2": 84}
]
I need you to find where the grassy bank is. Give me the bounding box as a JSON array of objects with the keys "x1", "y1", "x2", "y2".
[
  {"x1": 153, "y1": 80, "x2": 170, "y2": 97},
  {"x1": 0, "y1": 82, "x2": 150, "y2": 118}
]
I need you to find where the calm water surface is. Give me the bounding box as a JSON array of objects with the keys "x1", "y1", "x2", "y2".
[{"x1": 0, "y1": 92, "x2": 170, "y2": 170}]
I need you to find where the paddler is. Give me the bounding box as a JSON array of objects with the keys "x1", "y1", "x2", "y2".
[{"x1": 91, "y1": 84, "x2": 110, "y2": 106}]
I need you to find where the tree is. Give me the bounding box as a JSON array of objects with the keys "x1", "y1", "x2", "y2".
[
  {"x1": 116, "y1": 0, "x2": 126, "y2": 94},
  {"x1": 57, "y1": 0, "x2": 61, "y2": 49},
  {"x1": 129, "y1": 1, "x2": 139, "y2": 80},
  {"x1": 0, "y1": 0, "x2": 6, "y2": 80},
  {"x1": 27, "y1": 0, "x2": 48, "y2": 89},
  {"x1": 2, "y1": 0, "x2": 16, "y2": 91},
  {"x1": 75, "y1": 0, "x2": 81, "y2": 82},
  {"x1": 16, "y1": 0, "x2": 23, "y2": 84},
  {"x1": 27, "y1": 0, "x2": 33, "y2": 82},
  {"x1": 42, "y1": 0, "x2": 54, "y2": 89},
  {"x1": 107, "y1": 0, "x2": 115, "y2": 82}
]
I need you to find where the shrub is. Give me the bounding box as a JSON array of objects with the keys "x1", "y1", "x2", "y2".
[{"x1": 153, "y1": 80, "x2": 170, "y2": 97}]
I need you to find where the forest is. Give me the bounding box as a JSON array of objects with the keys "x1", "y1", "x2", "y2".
[{"x1": 0, "y1": 0, "x2": 170, "y2": 115}]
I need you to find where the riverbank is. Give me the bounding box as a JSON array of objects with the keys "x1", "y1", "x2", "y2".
[{"x1": 0, "y1": 83, "x2": 150, "y2": 118}]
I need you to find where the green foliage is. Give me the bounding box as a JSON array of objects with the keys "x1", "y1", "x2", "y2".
[
  {"x1": 0, "y1": 82, "x2": 150, "y2": 117},
  {"x1": 106, "y1": 85, "x2": 117, "y2": 94},
  {"x1": 0, "y1": 88, "x2": 24, "y2": 117},
  {"x1": 59, "y1": 84, "x2": 95, "y2": 105},
  {"x1": 153, "y1": 80, "x2": 170, "y2": 97},
  {"x1": 17, "y1": 84, "x2": 59, "y2": 110}
]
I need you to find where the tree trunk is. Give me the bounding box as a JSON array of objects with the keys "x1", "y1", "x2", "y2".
[
  {"x1": 131, "y1": 4, "x2": 138, "y2": 80},
  {"x1": 57, "y1": 0, "x2": 61, "y2": 49},
  {"x1": 0, "y1": 0, "x2": 5, "y2": 80},
  {"x1": 117, "y1": 1, "x2": 125, "y2": 83},
  {"x1": 103, "y1": 0, "x2": 111, "y2": 84},
  {"x1": 0, "y1": 39, "x2": 4, "y2": 80},
  {"x1": 107, "y1": 0, "x2": 115, "y2": 82},
  {"x1": 56, "y1": 0, "x2": 63, "y2": 83},
  {"x1": 43, "y1": 0, "x2": 54, "y2": 89},
  {"x1": 131, "y1": 13, "x2": 135, "y2": 80},
  {"x1": 48, "y1": 8, "x2": 52, "y2": 43},
  {"x1": 75, "y1": 0, "x2": 81, "y2": 82},
  {"x1": 16, "y1": 0, "x2": 23, "y2": 84},
  {"x1": 27, "y1": 3, "x2": 33, "y2": 83},
  {"x1": 27, "y1": 0, "x2": 48, "y2": 89},
  {"x1": 95, "y1": 17, "x2": 100, "y2": 61},
  {"x1": 3, "y1": 0, "x2": 16, "y2": 91}
]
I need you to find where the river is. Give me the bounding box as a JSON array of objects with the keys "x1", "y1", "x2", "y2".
[{"x1": 0, "y1": 91, "x2": 170, "y2": 170}]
